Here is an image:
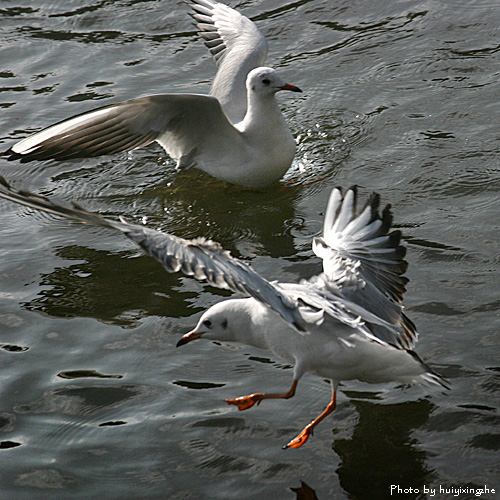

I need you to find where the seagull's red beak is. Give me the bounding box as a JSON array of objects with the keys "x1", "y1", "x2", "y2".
[
  {"x1": 176, "y1": 330, "x2": 203, "y2": 347},
  {"x1": 279, "y1": 83, "x2": 302, "y2": 93}
]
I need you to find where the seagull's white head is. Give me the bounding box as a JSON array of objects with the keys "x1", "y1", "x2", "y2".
[
  {"x1": 176, "y1": 299, "x2": 254, "y2": 347},
  {"x1": 246, "y1": 67, "x2": 302, "y2": 97}
]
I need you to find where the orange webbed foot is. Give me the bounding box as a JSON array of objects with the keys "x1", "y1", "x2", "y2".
[
  {"x1": 225, "y1": 393, "x2": 263, "y2": 411},
  {"x1": 283, "y1": 426, "x2": 313, "y2": 449}
]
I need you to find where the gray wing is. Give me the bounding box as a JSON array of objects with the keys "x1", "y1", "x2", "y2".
[
  {"x1": 4, "y1": 94, "x2": 238, "y2": 165},
  {"x1": 312, "y1": 186, "x2": 417, "y2": 349},
  {"x1": 278, "y1": 281, "x2": 398, "y2": 338},
  {"x1": 188, "y1": 0, "x2": 268, "y2": 123},
  {"x1": 0, "y1": 177, "x2": 308, "y2": 332},
  {"x1": 304, "y1": 274, "x2": 416, "y2": 349}
]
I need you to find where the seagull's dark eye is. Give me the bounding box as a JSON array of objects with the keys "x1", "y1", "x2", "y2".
[
  {"x1": 262, "y1": 78, "x2": 270, "y2": 85},
  {"x1": 203, "y1": 320, "x2": 212, "y2": 329},
  {"x1": 222, "y1": 319, "x2": 228, "y2": 329}
]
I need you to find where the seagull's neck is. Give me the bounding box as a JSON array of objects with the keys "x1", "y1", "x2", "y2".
[{"x1": 237, "y1": 93, "x2": 285, "y2": 134}]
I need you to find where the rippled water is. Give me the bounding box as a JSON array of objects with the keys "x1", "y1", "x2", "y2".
[{"x1": 1, "y1": 1, "x2": 499, "y2": 499}]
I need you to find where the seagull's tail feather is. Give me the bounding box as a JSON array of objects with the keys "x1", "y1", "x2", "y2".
[{"x1": 408, "y1": 349, "x2": 451, "y2": 390}]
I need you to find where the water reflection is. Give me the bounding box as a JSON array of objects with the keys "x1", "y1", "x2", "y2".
[
  {"x1": 15, "y1": 384, "x2": 143, "y2": 416},
  {"x1": 25, "y1": 245, "x2": 193, "y2": 326},
  {"x1": 333, "y1": 398, "x2": 435, "y2": 500},
  {"x1": 15, "y1": 469, "x2": 77, "y2": 490},
  {"x1": 142, "y1": 171, "x2": 304, "y2": 258},
  {"x1": 286, "y1": 396, "x2": 437, "y2": 499},
  {"x1": 290, "y1": 481, "x2": 318, "y2": 500}
]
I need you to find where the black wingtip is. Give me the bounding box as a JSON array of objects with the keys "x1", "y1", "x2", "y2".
[
  {"x1": 2, "y1": 148, "x2": 37, "y2": 163},
  {"x1": 407, "y1": 349, "x2": 451, "y2": 391},
  {"x1": 1, "y1": 148, "x2": 19, "y2": 161},
  {"x1": 293, "y1": 321, "x2": 308, "y2": 333}
]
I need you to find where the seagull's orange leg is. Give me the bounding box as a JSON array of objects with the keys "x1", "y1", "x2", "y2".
[
  {"x1": 225, "y1": 379, "x2": 298, "y2": 411},
  {"x1": 283, "y1": 386, "x2": 337, "y2": 449}
]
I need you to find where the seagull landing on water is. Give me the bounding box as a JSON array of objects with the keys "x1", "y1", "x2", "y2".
[
  {"x1": 3, "y1": 0, "x2": 302, "y2": 188},
  {"x1": 0, "y1": 178, "x2": 449, "y2": 449}
]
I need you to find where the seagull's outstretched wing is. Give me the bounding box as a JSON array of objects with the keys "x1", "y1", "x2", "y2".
[
  {"x1": 0, "y1": 177, "x2": 308, "y2": 332},
  {"x1": 3, "y1": 94, "x2": 239, "y2": 165},
  {"x1": 189, "y1": 0, "x2": 268, "y2": 122},
  {"x1": 314, "y1": 186, "x2": 409, "y2": 302},
  {"x1": 312, "y1": 187, "x2": 417, "y2": 349}
]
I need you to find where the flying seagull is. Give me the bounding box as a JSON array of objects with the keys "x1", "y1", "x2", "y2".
[{"x1": 0, "y1": 178, "x2": 448, "y2": 448}]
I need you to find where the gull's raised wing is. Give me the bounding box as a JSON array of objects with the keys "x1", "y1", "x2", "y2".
[
  {"x1": 189, "y1": 0, "x2": 268, "y2": 122},
  {"x1": 4, "y1": 94, "x2": 239, "y2": 165},
  {"x1": 0, "y1": 177, "x2": 308, "y2": 333},
  {"x1": 312, "y1": 187, "x2": 417, "y2": 349},
  {"x1": 314, "y1": 186, "x2": 409, "y2": 303}
]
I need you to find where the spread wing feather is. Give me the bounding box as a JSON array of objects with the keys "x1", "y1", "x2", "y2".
[
  {"x1": 312, "y1": 186, "x2": 417, "y2": 349},
  {"x1": 4, "y1": 94, "x2": 238, "y2": 165},
  {"x1": 0, "y1": 177, "x2": 307, "y2": 332},
  {"x1": 314, "y1": 186, "x2": 409, "y2": 303}
]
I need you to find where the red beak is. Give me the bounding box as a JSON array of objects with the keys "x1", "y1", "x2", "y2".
[
  {"x1": 280, "y1": 83, "x2": 302, "y2": 93},
  {"x1": 176, "y1": 330, "x2": 203, "y2": 347}
]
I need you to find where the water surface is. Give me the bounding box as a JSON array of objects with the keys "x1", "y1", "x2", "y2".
[{"x1": 0, "y1": 0, "x2": 499, "y2": 498}]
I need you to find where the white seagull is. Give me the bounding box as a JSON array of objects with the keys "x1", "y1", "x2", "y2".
[
  {"x1": 0, "y1": 178, "x2": 448, "y2": 449},
  {"x1": 3, "y1": 0, "x2": 301, "y2": 188}
]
